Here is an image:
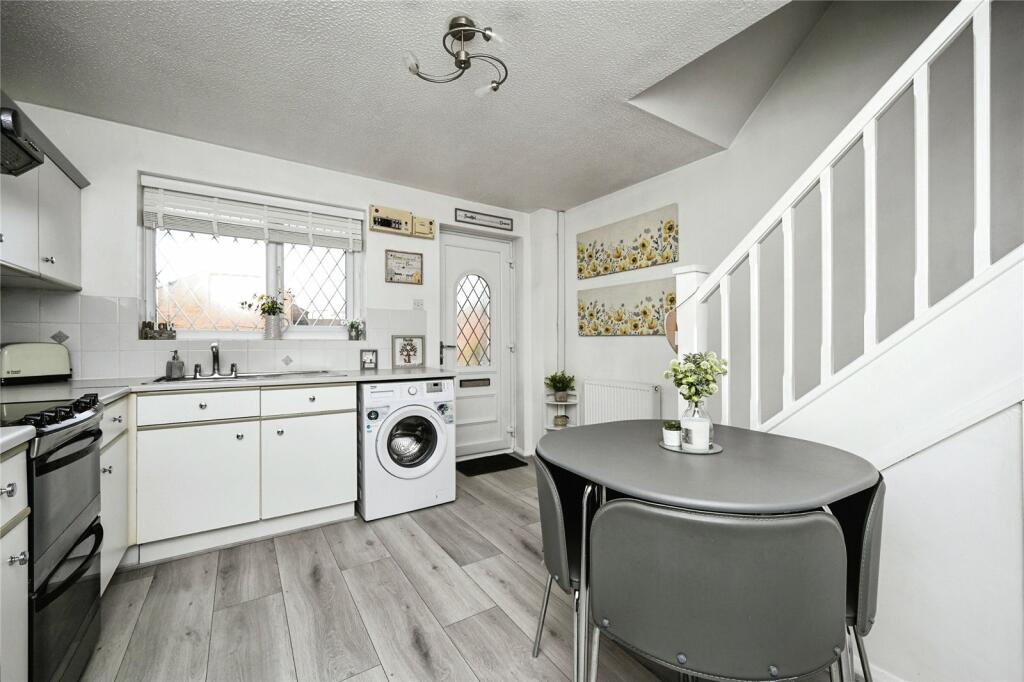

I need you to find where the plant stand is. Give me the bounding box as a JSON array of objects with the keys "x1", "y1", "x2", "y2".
[{"x1": 544, "y1": 393, "x2": 579, "y2": 432}]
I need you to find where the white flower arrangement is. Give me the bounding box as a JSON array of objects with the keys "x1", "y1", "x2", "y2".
[{"x1": 664, "y1": 351, "x2": 729, "y2": 404}]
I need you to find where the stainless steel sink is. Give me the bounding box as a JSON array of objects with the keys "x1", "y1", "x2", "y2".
[{"x1": 145, "y1": 369, "x2": 347, "y2": 384}]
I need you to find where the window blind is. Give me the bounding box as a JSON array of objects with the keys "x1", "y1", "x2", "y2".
[{"x1": 141, "y1": 175, "x2": 363, "y2": 250}]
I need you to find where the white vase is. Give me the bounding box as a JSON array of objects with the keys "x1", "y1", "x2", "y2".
[
  {"x1": 680, "y1": 400, "x2": 712, "y2": 449},
  {"x1": 263, "y1": 314, "x2": 282, "y2": 340}
]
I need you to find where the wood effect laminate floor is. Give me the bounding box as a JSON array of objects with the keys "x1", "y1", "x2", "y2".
[{"x1": 82, "y1": 460, "x2": 671, "y2": 682}]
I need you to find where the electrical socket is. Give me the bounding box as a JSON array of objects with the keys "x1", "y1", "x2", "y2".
[{"x1": 413, "y1": 299, "x2": 424, "y2": 310}]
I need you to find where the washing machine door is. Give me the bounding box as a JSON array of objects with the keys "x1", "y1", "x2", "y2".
[{"x1": 375, "y1": 405, "x2": 448, "y2": 479}]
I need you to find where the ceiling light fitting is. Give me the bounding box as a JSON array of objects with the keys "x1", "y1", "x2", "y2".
[{"x1": 405, "y1": 15, "x2": 508, "y2": 96}]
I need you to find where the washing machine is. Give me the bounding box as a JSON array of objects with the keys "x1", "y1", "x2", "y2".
[{"x1": 358, "y1": 378, "x2": 456, "y2": 521}]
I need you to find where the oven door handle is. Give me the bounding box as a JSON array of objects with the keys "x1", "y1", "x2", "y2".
[
  {"x1": 34, "y1": 521, "x2": 103, "y2": 611},
  {"x1": 36, "y1": 429, "x2": 102, "y2": 476}
]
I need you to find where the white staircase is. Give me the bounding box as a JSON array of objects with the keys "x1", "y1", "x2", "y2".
[{"x1": 676, "y1": 1, "x2": 1023, "y2": 679}]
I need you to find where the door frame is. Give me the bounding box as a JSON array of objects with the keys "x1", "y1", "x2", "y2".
[{"x1": 439, "y1": 225, "x2": 518, "y2": 460}]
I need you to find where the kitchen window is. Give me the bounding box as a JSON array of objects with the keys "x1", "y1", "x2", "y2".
[{"x1": 142, "y1": 175, "x2": 363, "y2": 335}]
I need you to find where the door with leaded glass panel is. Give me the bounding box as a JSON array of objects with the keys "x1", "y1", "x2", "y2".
[{"x1": 440, "y1": 231, "x2": 514, "y2": 458}]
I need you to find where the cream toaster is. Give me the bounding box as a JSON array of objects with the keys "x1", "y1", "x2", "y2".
[{"x1": 0, "y1": 342, "x2": 72, "y2": 384}]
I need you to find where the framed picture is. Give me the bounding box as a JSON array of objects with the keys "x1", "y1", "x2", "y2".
[
  {"x1": 391, "y1": 335, "x2": 425, "y2": 368},
  {"x1": 455, "y1": 208, "x2": 513, "y2": 231},
  {"x1": 385, "y1": 249, "x2": 423, "y2": 285},
  {"x1": 360, "y1": 349, "x2": 378, "y2": 370}
]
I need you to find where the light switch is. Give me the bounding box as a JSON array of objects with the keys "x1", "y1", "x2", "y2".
[{"x1": 413, "y1": 299, "x2": 424, "y2": 310}]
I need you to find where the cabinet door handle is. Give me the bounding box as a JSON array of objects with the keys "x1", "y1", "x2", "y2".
[
  {"x1": 101, "y1": 465, "x2": 113, "y2": 474},
  {"x1": 111, "y1": 415, "x2": 124, "y2": 423},
  {"x1": 42, "y1": 256, "x2": 55, "y2": 264},
  {"x1": 276, "y1": 428, "x2": 285, "y2": 436},
  {"x1": 198, "y1": 402, "x2": 208, "y2": 409},
  {"x1": 235, "y1": 433, "x2": 245, "y2": 440},
  {"x1": 7, "y1": 551, "x2": 28, "y2": 566},
  {"x1": 0, "y1": 482, "x2": 16, "y2": 497},
  {"x1": 308, "y1": 395, "x2": 317, "y2": 402}
]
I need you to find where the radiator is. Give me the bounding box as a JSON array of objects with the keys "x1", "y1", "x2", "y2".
[{"x1": 582, "y1": 379, "x2": 661, "y2": 425}]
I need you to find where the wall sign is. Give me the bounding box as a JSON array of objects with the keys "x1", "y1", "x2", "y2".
[
  {"x1": 385, "y1": 249, "x2": 423, "y2": 285},
  {"x1": 392, "y1": 335, "x2": 426, "y2": 368},
  {"x1": 455, "y1": 208, "x2": 513, "y2": 232}
]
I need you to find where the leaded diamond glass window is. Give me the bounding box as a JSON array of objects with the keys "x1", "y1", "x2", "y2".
[
  {"x1": 284, "y1": 244, "x2": 348, "y2": 326},
  {"x1": 155, "y1": 228, "x2": 264, "y2": 332},
  {"x1": 456, "y1": 274, "x2": 491, "y2": 367}
]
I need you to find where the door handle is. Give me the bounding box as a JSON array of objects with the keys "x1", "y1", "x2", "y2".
[{"x1": 439, "y1": 341, "x2": 456, "y2": 366}]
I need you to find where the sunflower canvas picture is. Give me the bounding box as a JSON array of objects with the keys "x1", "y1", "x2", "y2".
[
  {"x1": 576, "y1": 204, "x2": 678, "y2": 280},
  {"x1": 577, "y1": 277, "x2": 675, "y2": 337}
]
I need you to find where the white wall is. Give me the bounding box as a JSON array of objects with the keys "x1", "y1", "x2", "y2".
[
  {"x1": 871, "y1": 403, "x2": 1024, "y2": 681},
  {"x1": 6, "y1": 103, "x2": 539, "y2": 452},
  {"x1": 560, "y1": 2, "x2": 954, "y2": 422}
]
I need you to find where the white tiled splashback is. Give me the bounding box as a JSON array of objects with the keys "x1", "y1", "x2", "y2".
[{"x1": 0, "y1": 290, "x2": 427, "y2": 379}]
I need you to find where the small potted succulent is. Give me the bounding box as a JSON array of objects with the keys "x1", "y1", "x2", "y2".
[
  {"x1": 661, "y1": 420, "x2": 682, "y2": 447},
  {"x1": 545, "y1": 371, "x2": 576, "y2": 403},
  {"x1": 241, "y1": 291, "x2": 289, "y2": 340},
  {"x1": 347, "y1": 319, "x2": 364, "y2": 341}
]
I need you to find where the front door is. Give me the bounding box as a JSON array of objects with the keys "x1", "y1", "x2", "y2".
[{"x1": 440, "y1": 231, "x2": 514, "y2": 458}]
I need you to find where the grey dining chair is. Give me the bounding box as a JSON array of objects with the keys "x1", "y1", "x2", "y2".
[
  {"x1": 532, "y1": 455, "x2": 586, "y2": 660},
  {"x1": 830, "y1": 476, "x2": 886, "y2": 682},
  {"x1": 587, "y1": 498, "x2": 849, "y2": 682}
]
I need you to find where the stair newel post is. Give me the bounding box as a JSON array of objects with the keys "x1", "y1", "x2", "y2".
[{"x1": 673, "y1": 265, "x2": 710, "y2": 420}]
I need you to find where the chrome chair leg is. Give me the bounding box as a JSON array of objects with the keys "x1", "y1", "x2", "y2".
[
  {"x1": 838, "y1": 627, "x2": 855, "y2": 682},
  {"x1": 572, "y1": 589, "x2": 579, "y2": 682},
  {"x1": 587, "y1": 624, "x2": 600, "y2": 682},
  {"x1": 829, "y1": 661, "x2": 841, "y2": 682},
  {"x1": 532, "y1": 574, "x2": 555, "y2": 658},
  {"x1": 854, "y1": 629, "x2": 873, "y2": 682}
]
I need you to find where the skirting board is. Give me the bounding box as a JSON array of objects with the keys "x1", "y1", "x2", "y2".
[{"x1": 138, "y1": 502, "x2": 355, "y2": 564}]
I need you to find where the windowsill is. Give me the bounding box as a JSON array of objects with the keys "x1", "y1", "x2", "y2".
[{"x1": 175, "y1": 330, "x2": 363, "y2": 342}]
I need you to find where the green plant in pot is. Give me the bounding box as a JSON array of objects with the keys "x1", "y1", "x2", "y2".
[
  {"x1": 661, "y1": 419, "x2": 682, "y2": 447},
  {"x1": 545, "y1": 371, "x2": 576, "y2": 402},
  {"x1": 347, "y1": 319, "x2": 364, "y2": 340},
  {"x1": 241, "y1": 291, "x2": 289, "y2": 340}
]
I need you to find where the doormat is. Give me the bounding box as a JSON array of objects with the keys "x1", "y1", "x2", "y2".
[{"x1": 457, "y1": 453, "x2": 528, "y2": 477}]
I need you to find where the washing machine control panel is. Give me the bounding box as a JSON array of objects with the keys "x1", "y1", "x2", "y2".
[{"x1": 407, "y1": 386, "x2": 418, "y2": 396}]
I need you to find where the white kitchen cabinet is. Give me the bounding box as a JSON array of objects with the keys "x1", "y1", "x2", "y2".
[
  {"x1": 0, "y1": 448, "x2": 28, "y2": 529},
  {"x1": 261, "y1": 384, "x2": 356, "y2": 417},
  {"x1": 137, "y1": 389, "x2": 260, "y2": 426},
  {"x1": 100, "y1": 398, "x2": 128, "y2": 449},
  {"x1": 37, "y1": 160, "x2": 82, "y2": 287},
  {"x1": 100, "y1": 433, "x2": 129, "y2": 594},
  {"x1": 260, "y1": 412, "x2": 357, "y2": 519},
  {"x1": 137, "y1": 420, "x2": 260, "y2": 543},
  {"x1": 1, "y1": 515, "x2": 29, "y2": 682},
  {"x1": 0, "y1": 167, "x2": 39, "y2": 273}
]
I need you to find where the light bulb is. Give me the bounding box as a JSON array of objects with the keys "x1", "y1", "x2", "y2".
[
  {"x1": 404, "y1": 52, "x2": 420, "y2": 75},
  {"x1": 484, "y1": 27, "x2": 505, "y2": 48},
  {"x1": 475, "y1": 81, "x2": 499, "y2": 97}
]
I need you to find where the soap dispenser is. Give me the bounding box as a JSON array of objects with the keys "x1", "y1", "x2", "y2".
[{"x1": 166, "y1": 350, "x2": 185, "y2": 380}]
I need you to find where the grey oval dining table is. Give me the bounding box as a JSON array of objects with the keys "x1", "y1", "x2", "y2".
[{"x1": 534, "y1": 419, "x2": 880, "y2": 682}]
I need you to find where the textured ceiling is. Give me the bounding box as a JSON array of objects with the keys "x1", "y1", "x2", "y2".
[{"x1": 0, "y1": 1, "x2": 783, "y2": 212}]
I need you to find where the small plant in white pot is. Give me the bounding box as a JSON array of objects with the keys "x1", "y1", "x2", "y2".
[
  {"x1": 545, "y1": 371, "x2": 576, "y2": 402},
  {"x1": 241, "y1": 291, "x2": 289, "y2": 340},
  {"x1": 661, "y1": 420, "x2": 682, "y2": 447}
]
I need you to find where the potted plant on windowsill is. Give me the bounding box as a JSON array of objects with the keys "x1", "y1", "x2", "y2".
[
  {"x1": 545, "y1": 370, "x2": 576, "y2": 403},
  {"x1": 347, "y1": 319, "x2": 364, "y2": 341},
  {"x1": 661, "y1": 420, "x2": 682, "y2": 447},
  {"x1": 241, "y1": 291, "x2": 289, "y2": 340}
]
